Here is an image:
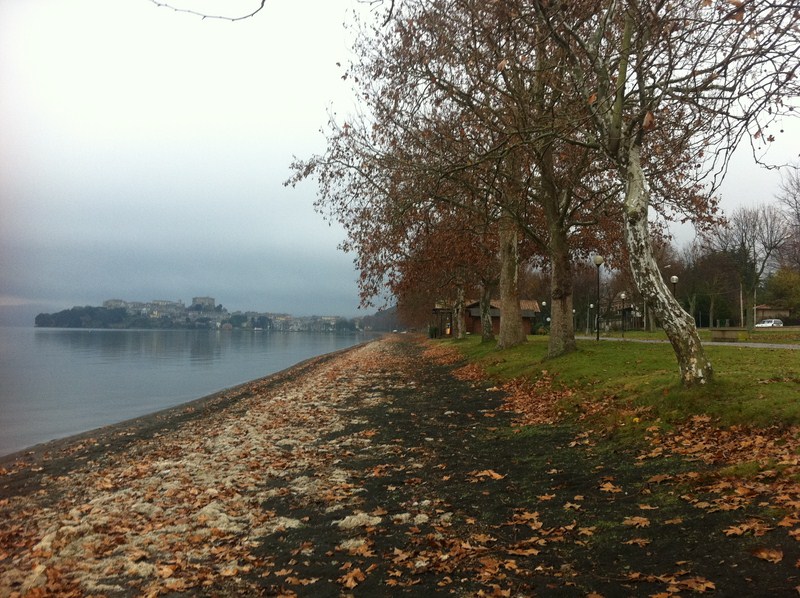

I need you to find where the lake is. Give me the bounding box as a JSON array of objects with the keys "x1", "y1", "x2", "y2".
[{"x1": 0, "y1": 327, "x2": 371, "y2": 457}]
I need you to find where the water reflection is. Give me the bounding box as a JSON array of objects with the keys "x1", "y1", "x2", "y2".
[
  {"x1": 32, "y1": 329, "x2": 282, "y2": 364},
  {"x1": 4, "y1": 328, "x2": 369, "y2": 456}
]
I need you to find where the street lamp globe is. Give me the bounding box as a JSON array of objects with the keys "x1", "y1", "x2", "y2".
[{"x1": 593, "y1": 255, "x2": 604, "y2": 267}]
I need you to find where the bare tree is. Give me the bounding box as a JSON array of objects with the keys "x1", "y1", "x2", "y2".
[
  {"x1": 777, "y1": 166, "x2": 800, "y2": 271},
  {"x1": 704, "y1": 204, "x2": 791, "y2": 327},
  {"x1": 532, "y1": 0, "x2": 799, "y2": 385}
]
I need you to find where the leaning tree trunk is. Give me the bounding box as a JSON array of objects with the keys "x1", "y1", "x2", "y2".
[
  {"x1": 496, "y1": 210, "x2": 527, "y2": 349},
  {"x1": 479, "y1": 281, "x2": 495, "y2": 343},
  {"x1": 624, "y1": 146, "x2": 713, "y2": 386}
]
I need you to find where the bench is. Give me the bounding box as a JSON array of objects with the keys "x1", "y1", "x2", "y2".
[{"x1": 710, "y1": 328, "x2": 747, "y2": 342}]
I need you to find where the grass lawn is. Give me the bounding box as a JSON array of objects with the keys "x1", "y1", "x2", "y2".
[
  {"x1": 443, "y1": 334, "x2": 800, "y2": 429},
  {"x1": 594, "y1": 327, "x2": 800, "y2": 345}
]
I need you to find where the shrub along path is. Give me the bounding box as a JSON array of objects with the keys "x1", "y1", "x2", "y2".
[{"x1": 1, "y1": 334, "x2": 799, "y2": 596}]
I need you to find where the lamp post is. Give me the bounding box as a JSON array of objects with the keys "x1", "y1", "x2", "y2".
[
  {"x1": 587, "y1": 303, "x2": 594, "y2": 335},
  {"x1": 670, "y1": 275, "x2": 678, "y2": 297},
  {"x1": 620, "y1": 292, "x2": 627, "y2": 338},
  {"x1": 593, "y1": 255, "x2": 604, "y2": 340}
]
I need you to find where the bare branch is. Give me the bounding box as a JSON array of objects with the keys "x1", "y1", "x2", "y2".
[{"x1": 148, "y1": 0, "x2": 266, "y2": 21}]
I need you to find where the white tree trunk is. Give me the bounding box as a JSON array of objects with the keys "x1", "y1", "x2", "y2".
[{"x1": 624, "y1": 146, "x2": 713, "y2": 386}]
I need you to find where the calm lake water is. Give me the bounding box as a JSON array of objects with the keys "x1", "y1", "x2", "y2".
[{"x1": 0, "y1": 327, "x2": 370, "y2": 457}]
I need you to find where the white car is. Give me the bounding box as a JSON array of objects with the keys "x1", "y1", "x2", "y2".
[{"x1": 755, "y1": 319, "x2": 783, "y2": 327}]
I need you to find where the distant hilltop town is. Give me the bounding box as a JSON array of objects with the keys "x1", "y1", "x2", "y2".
[{"x1": 34, "y1": 296, "x2": 366, "y2": 332}]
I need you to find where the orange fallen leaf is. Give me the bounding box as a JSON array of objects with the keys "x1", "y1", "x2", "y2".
[
  {"x1": 338, "y1": 567, "x2": 366, "y2": 589},
  {"x1": 681, "y1": 577, "x2": 716, "y2": 592},
  {"x1": 623, "y1": 516, "x2": 650, "y2": 528},
  {"x1": 507, "y1": 547, "x2": 540, "y2": 556},
  {"x1": 474, "y1": 469, "x2": 506, "y2": 480},
  {"x1": 647, "y1": 474, "x2": 672, "y2": 484},
  {"x1": 752, "y1": 547, "x2": 783, "y2": 563}
]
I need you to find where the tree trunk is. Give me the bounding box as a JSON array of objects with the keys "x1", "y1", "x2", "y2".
[
  {"x1": 644, "y1": 302, "x2": 656, "y2": 332},
  {"x1": 539, "y1": 144, "x2": 577, "y2": 357},
  {"x1": 546, "y1": 218, "x2": 577, "y2": 357},
  {"x1": 453, "y1": 285, "x2": 466, "y2": 340},
  {"x1": 479, "y1": 281, "x2": 495, "y2": 343},
  {"x1": 624, "y1": 146, "x2": 713, "y2": 386},
  {"x1": 709, "y1": 295, "x2": 715, "y2": 329},
  {"x1": 496, "y1": 210, "x2": 527, "y2": 349},
  {"x1": 687, "y1": 294, "x2": 696, "y2": 324},
  {"x1": 739, "y1": 282, "x2": 744, "y2": 327}
]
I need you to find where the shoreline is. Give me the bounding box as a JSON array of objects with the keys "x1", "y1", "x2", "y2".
[{"x1": 0, "y1": 340, "x2": 372, "y2": 486}]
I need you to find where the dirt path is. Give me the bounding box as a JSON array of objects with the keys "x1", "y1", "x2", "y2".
[{"x1": 2, "y1": 335, "x2": 799, "y2": 596}]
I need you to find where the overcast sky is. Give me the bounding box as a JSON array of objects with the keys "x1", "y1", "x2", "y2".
[
  {"x1": 0, "y1": 0, "x2": 367, "y2": 323},
  {"x1": 0, "y1": 0, "x2": 797, "y2": 325}
]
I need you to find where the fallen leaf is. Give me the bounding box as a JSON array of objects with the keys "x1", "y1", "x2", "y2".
[
  {"x1": 752, "y1": 547, "x2": 783, "y2": 563},
  {"x1": 647, "y1": 474, "x2": 672, "y2": 484},
  {"x1": 338, "y1": 567, "x2": 366, "y2": 589},
  {"x1": 623, "y1": 516, "x2": 650, "y2": 528},
  {"x1": 665, "y1": 518, "x2": 684, "y2": 525},
  {"x1": 474, "y1": 469, "x2": 506, "y2": 480},
  {"x1": 682, "y1": 576, "x2": 716, "y2": 592}
]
